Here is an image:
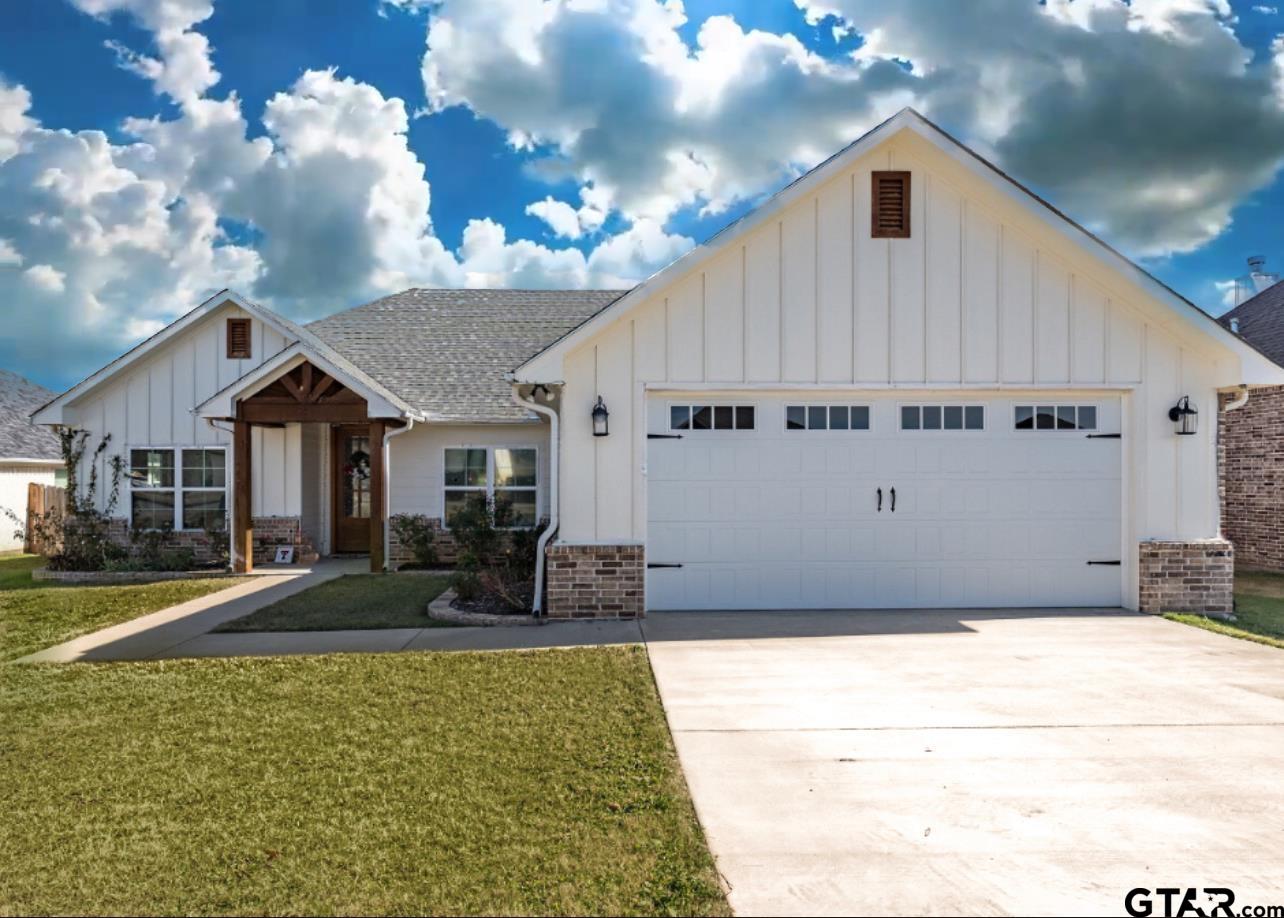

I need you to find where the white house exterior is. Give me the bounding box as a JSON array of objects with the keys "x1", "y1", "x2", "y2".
[
  {"x1": 0, "y1": 371, "x2": 64, "y2": 552},
  {"x1": 33, "y1": 110, "x2": 1284, "y2": 617}
]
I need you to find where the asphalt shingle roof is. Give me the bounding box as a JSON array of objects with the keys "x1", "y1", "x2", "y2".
[
  {"x1": 306, "y1": 288, "x2": 628, "y2": 421},
  {"x1": 1220, "y1": 281, "x2": 1284, "y2": 368},
  {"x1": 0, "y1": 370, "x2": 61, "y2": 461}
]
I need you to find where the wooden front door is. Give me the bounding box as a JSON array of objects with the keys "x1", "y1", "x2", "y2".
[{"x1": 332, "y1": 426, "x2": 373, "y2": 553}]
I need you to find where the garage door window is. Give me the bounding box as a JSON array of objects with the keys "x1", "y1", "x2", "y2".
[
  {"x1": 785, "y1": 405, "x2": 871, "y2": 431},
  {"x1": 670, "y1": 404, "x2": 755, "y2": 431},
  {"x1": 1014, "y1": 405, "x2": 1097, "y2": 431},
  {"x1": 901, "y1": 405, "x2": 984, "y2": 431}
]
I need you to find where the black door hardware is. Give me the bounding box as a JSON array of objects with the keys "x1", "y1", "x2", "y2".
[
  {"x1": 890, "y1": 487, "x2": 896, "y2": 512},
  {"x1": 647, "y1": 562, "x2": 684, "y2": 569},
  {"x1": 1086, "y1": 433, "x2": 1121, "y2": 439},
  {"x1": 1086, "y1": 560, "x2": 1122, "y2": 566},
  {"x1": 647, "y1": 433, "x2": 683, "y2": 439},
  {"x1": 876, "y1": 487, "x2": 882, "y2": 512}
]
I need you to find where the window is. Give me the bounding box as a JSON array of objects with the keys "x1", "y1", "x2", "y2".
[
  {"x1": 181, "y1": 449, "x2": 227, "y2": 529},
  {"x1": 226, "y1": 317, "x2": 251, "y2": 359},
  {"x1": 1015, "y1": 405, "x2": 1097, "y2": 431},
  {"x1": 901, "y1": 405, "x2": 984, "y2": 431},
  {"x1": 670, "y1": 404, "x2": 755, "y2": 431},
  {"x1": 785, "y1": 405, "x2": 871, "y2": 431},
  {"x1": 444, "y1": 447, "x2": 538, "y2": 528},
  {"x1": 872, "y1": 171, "x2": 911, "y2": 238},
  {"x1": 129, "y1": 447, "x2": 227, "y2": 530}
]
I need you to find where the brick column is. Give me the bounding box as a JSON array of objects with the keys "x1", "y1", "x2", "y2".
[
  {"x1": 545, "y1": 543, "x2": 644, "y2": 619},
  {"x1": 1138, "y1": 539, "x2": 1234, "y2": 616}
]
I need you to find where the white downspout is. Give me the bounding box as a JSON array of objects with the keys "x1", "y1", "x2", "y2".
[
  {"x1": 512, "y1": 383, "x2": 558, "y2": 616},
  {"x1": 382, "y1": 417, "x2": 416, "y2": 571},
  {"x1": 1222, "y1": 385, "x2": 1250, "y2": 412}
]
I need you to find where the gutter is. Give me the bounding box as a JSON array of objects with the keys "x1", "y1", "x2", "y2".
[
  {"x1": 382, "y1": 418, "x2": 417, "y2": 571},
  {"x1": 1222, "y1": 385, "x2": 1250, "y2": 412},
  {"x1": 511, "y1": 383, "x2": 558, "y2": 617}
]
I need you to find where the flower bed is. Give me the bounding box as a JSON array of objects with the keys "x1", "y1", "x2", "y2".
[
  {"x1": 32, "y1": 568, "x2": 238, "y2": 584},
  {"x1": 427, "y1": 589, "x2": 540, "y2": 627}
]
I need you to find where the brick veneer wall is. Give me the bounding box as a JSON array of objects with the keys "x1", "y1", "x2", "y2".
[
  {"x1": 388, "y1": 517, "x2": 460, "y2": 569},
  {"x1": 545, "y1": 543, "x2": 644, "y2": 619},
  {"x1": 103, "y1": 514, "x2": 315, "y2": 566},
  {"x1": 1137, "y1": 539, "x2": 1234, "y2": 616},
  {"x1": 1220, "y1": 385, "x2": 1284, "y2": 571}
]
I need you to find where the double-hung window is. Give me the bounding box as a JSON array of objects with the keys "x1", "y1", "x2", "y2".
[
  {"x1": 129, "y1": 447, "x2": 227, "y2": 530},
  {"x1": 444, "y1": 447, "x2": 538, "y2": 528}
]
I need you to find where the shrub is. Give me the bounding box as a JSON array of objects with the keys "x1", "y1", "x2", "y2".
[
  {"x1": 390, "y1": 513, "x2": 438, "y2": 569},
  {"x1": 7, "y1": 429, "x2": 128, "y2": 572},
  {"x1": 446, "y1": 492, "x2": 547, "y2": 612}
]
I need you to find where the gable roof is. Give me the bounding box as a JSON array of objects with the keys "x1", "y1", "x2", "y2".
[
  {"x1": 1219, "y1": 281, "x2": 1284, "y2": 367},
  {"x1": 0, "y1": 370, "x2": 61, "y2": 462},
  {"x1": 31, "y1": 289, "x2": 310, "y2": 426},
  {"x1": 512, "y1": 107, "x2": 1283, "y2": 385},
  {"x1": 307, "y1": 288, "x2": 625, "y2": 421}
]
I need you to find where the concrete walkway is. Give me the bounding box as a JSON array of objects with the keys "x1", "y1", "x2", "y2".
[
  {"x1": 643, "y1": 609, "x2": 1284, "y2": 917},
  {"x1": 16, "y1": 557, "x2": 367, "y2": 663}
]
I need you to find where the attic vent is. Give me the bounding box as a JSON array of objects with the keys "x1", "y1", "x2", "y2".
[
  {"x1": 871, "y1": 170, "x2": 911, "y2": 239},
  {"x1": 226, "y1": 317, "x2": 251, "y2": 360}
]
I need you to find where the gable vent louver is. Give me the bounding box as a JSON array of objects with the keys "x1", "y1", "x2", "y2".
[
  {"x1": 226, "y1": 317, "x2": 252, "y2": 360},
  {"x1": 872, "y1": 171, "x2": 911, "y2": 239}
]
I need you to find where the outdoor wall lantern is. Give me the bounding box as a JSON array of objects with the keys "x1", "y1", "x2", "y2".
[
  {"x1": 592, "y1": 396, "x2": 610, "y2": 437},
  {"x1": 1168, "y1": 396, "x2": 1198, "y2": 436}
]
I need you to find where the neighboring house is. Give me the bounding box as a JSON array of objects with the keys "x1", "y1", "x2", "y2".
[
  {"x1": 0, "y1": 370, "x2": 64, "y2": 552},
  {"x1": 32, "y1": 109, "x2": 1284, "y2": 617},
  {"x1": 1218, "y1": 279, "x2": 1284, "y2": 572}
]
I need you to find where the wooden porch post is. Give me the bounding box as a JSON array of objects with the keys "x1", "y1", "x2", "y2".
[
  {"x1": 233, "y1": 418, "x2": 253, "y2": 573},
  {"x1": 369, "y1": 420, "x2": 385, "y2": 573}
]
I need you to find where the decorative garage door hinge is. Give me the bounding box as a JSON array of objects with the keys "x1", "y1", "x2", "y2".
[
  {"x1": 647, "y1": 433, "x2": 683, "y2": 439},
  {"x1": 1086, "y1": 560, "x2": 1122, "y2": 565},
  {"x1": 1086, "y1": 433, "x2": 1122, "y2": 439},
  {"x1": 647, "y1": 562, "x2": 683, "y2": 569}
]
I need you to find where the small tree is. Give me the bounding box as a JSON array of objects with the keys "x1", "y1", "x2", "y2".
[
  {"x1": 8, "y1": 429, "x2": 127, "y2": 571},
  {"x1": 447, "y1": 492, "x2": 547, "y2": 611},
  {"x1": 389, "y1": 513, "x2": 438, "y2": 569}
]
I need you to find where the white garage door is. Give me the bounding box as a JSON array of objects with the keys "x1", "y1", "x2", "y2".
[{"x1": 645, "y1": 394, "x2": 1122, "y2": 611}]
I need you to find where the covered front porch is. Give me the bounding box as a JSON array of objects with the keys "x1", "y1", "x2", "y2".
[{"x1": 196, "y1": 344, "x2": 416, "y2": 574}]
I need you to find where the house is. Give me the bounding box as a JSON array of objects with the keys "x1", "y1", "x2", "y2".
[
  {"x1": 32, "y1": 109, "x2": 1284, "y2": 617},
  {"x1": 1218, "y1": 277, "x2": 1284, "y2": 572},
  {"x1": 0, "y1": 370, "x2": 64, "y2": 552}
]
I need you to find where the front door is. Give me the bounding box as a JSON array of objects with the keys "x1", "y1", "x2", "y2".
[{"x1": 332, "y1": 426, "x2": 372, "y2": 553}]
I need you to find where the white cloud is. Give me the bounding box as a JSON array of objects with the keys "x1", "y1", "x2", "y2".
[
  {"x1": 0, "y1": 239, "x2": 22, "y2": 267},
  {"x1": 23, "y1": 264, "x2": 66, "y2": 294},
  {"x1": 72, "y1": 0, "x2": 219, "y2": 103},
  {"x1": 421, "y1": 0, "x2": 1284, "y2": 256},
  {"x1": 526, "y1": 197, "x2": 585, "y2": 239},
  {"x1": 1252, "y1": 5, "x2": 1278, "y2": 14}
]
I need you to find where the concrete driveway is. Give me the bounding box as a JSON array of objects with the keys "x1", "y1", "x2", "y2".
[{"x1": 642, "y1": 610, "x2": 1284, "y2": 917}]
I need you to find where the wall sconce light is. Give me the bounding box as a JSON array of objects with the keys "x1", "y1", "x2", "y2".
[
  {"x1": 1168, "y1": 396, "x2": 1198, "y2": 436},
  {"x1": 592, "y1": 396, "x2": 609, "y2": 437}
]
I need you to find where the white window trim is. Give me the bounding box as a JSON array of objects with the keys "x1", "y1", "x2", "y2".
[
  {"x1": 783, "y1": 402, "x2": 874, "y2": 433},
  {"x1": 1013, "y1": 403, "x2": 1100, "y2": 433},
  {"x1": 667, "y1": 401, "x2": 757, "y2": 433},
  {"x1": 126, "y1": 445, "x2": 228, "y2": 532},
  {"x1": 897, "y1": 402, "x2": 987, "y2": 434},
  {"x1": 441, "y1": 445, "x2": 540, "y2": 530}
]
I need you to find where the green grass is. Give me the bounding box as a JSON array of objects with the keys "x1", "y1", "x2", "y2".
[
  {"x1": 215, "y1": 573, "x2": 455, "y2": 632},
  {"x1": 0, "y1": 554, "x2": 247, "y2": 662},
  {"x1": 1165, "y1": 570, "x2": 1284, "y2": 650},
  {"x1": 0, "y1": 647, "x2": 729, "y2": 916}
]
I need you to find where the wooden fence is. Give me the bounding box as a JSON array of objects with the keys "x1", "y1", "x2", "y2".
[{"x1": 25, "y1": 483, "x2": 66, "y2": 555}]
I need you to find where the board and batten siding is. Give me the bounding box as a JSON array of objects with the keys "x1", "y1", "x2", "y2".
[
  {"x1": 388, "y1": 422, "x2": 550, "y2": 521},
  {"x1": 556, "y1": 131, "x2": 1232, "y2": 580},
  {"x1": 59, "y1": 304, "x2": 302, "y2": 519}
]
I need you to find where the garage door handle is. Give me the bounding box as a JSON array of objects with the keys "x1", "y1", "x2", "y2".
[
  {"x1": 890, "y1": 487, "x2": 896, "y2": 512},
  {"x1": 876, "y1": 487, "x2": 882, "y2": 512},
  {"x1": 648, "y1": 433, "x2": 683, "y2": 439},
  {"x1": 1087, "y1": 560, "x2": 1121, "y2": 566},
  {"x1": 647, "y1": 562, "x2": 683, "y2": 569}
]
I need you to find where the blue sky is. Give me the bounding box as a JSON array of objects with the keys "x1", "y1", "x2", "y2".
[{"x1": 1, "y1": 0, "x2": 1283, "y2": 390}]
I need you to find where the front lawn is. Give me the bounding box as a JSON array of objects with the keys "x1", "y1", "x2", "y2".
[
  {"x1": 215, "y1": 573, "x2": 455, "y2": 632},
  {"x1": 0, "y1": 647, "x2": 728, "y2": 916},
  {"x1": 1165, "y1": 570, "x2": 1284, "y2": 650},
  {"x1": 0, "y1": 553, "x2": 246, "y2": 662}
]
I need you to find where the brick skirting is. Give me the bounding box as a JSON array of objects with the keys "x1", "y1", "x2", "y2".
[
  {"x1": 545, "y1": 543, "x2": 644, "y2": 619},
  {"x1": 104, "y1": 514, "x2": 316, "y2": 566},
  {"x1": 1220, "y1": 385, "x2": 1284, "y2": 572},
  {"x1": 1138, "y1": 539, "x2": 1234, "y2": 616},
  {"x1": 388, "y1": 517, "x2": 461, "y2": 568}
]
